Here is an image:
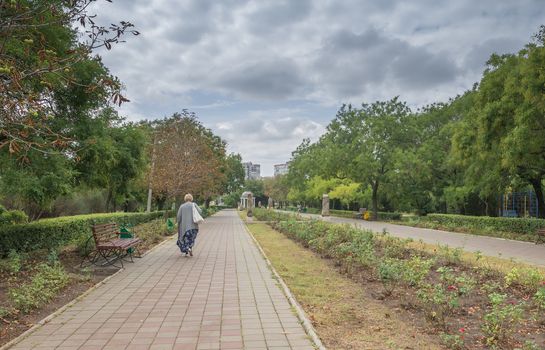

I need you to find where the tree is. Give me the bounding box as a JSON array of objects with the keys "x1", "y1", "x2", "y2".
[
  {"x1": 329, "y1": 181, "x2": 363, "y2": 210},
  {"x1": 243, "y1": 179, "x2": 264, "y2": 198},
  {"x1": 149, "y1": 112, "x2": 227, "y2": 204},
  {"x1": 326, "y1": 98, "x2": 413, "y2": 219},
  {"x1": 452, "y1": 29, "x2": 545, "y2": 217},
  {"x1": 0, "y1": 0, "x2": 139, "y2": 154},
  {"x1": 223, "y1": 153, "x2": 245, "y2": 194},
  {"x1": 263, "y1": 175, "x2": 289, "y2": 207}
]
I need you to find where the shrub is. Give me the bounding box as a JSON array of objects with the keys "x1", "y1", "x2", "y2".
[
  {"x1": 8, "y1": 262, "x2": 70, "y2": 313},
  {"x1": 534, "y1": 287, "x2": 545, "y2": 310},
  {"x1": 1, "y1": 249, "x2": 23, "y2": 274},
  {"x1": 253, "y1": 208, "x2": 296, "y2": 222},
  {"x1": 378, "y1": 258, "x2": 405, "y2": 295},
  {"x1": 415, "y1": 213, "x2": 545, "y2": 236},
  {"x1": 504, "y1": 267, "x2": 544, "y2": 294},
  {"x1": 329, "y1": 209, "x2": 402, "y2": 220},
  {"x1": 439, "y1": 332, "x2": 465, "y2": 350},
  {"x1": 0, "y1": 209, "x2": 29, "y2": 226},
  {"x1": 400, "y1": 255, "x2": 434, "y2": 287},
  {"x1": 481, "y1": 293, "x2": 524, "y2": 348},
  {"x1": 0, "y1": 211, "x2": 165, "y2": 256},
  {"x1": 417, "y1": 267, "x2": 474, "y2": 328}
]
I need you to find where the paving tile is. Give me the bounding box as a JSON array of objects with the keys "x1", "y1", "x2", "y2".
[{"x1": 5, "y1": 210, "x2": 315, "y2": 350}]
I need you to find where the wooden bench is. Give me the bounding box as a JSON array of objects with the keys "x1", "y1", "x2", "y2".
[
  {"x1": 536, "y1": 228, "x2": 545, "y2": 244},
  {"x1": 81, "y1": 223, "x2": 141, "y2": 268}
]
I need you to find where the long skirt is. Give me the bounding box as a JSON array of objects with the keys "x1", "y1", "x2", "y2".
[{"x1": 177, "y1": 228, "x2": 198, "y2": 253}]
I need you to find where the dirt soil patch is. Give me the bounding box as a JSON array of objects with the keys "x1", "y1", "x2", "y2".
[{"x1": 247, "y1": 222, "x2": 445, "y2": 350}]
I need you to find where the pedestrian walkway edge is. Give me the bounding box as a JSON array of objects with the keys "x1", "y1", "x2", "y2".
[
  {"x1": 0, "y1": 234, "x2": 176, "y2": 350},
  {"x1": 242, "y1": 221, "x2": 327, "y2": 350}
]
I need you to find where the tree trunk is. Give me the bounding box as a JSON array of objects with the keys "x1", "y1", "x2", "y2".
[
  {"x1": 529, "y1": 177, "x2": 545, "y2": 218},
  {"x1": 106, "y1": 188, "x2": 113, "y2": 212},
  {"x1": 205, "y1": 198, "x2": 211, "y2": 208},
  {"x1": 371, "y1": 180, "x2": 379, "y2": 221}
]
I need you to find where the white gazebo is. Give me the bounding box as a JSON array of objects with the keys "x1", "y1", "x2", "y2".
[{"x1": 240, "y1": 191, "x2": 255, "y2": 209}]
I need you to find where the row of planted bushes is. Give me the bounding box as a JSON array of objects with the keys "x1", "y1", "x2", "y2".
[
  {"x1": 202, "y1": 205, "x2": 222, "y2": 218},
  {"x1": 406, "y1": 213, "x2": 545, "y2": 241},
  {"x1": 329, "y1": 209, "x2": 402, "y2": 220},
  {"x1": 252, "y1": 208, "x2": 545, "y2": 349},
  {"x1": 0, "y1": 211, "x2": 166, "y2": 256},
  {"x1": 278, "y1": 207, "x2": 402, "y2": 220},
  {"x1": 283, "y1": 206, "x2": 321, "y2": 214}
]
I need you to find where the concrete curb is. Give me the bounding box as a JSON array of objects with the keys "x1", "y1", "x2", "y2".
[
  {"x1": 242, "y1": 222, "x2": 327, "y2": 350},
  {"x1": 0, "y1": 232, "x2": 176, "y2": 350}
]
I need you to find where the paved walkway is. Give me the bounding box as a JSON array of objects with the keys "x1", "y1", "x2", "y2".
[
  {"x1": 298, "y1": 213, "x2": 545, "y2": 267},
  {"x1": 9, "y1": 210, "x2": 315, "y2": 350}
]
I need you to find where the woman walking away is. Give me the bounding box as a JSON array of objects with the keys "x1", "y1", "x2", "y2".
[{"x1": 176, "y1": 194, "x2": 203, "y2": 256}]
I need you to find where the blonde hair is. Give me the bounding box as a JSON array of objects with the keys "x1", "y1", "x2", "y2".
[{"x1": 184, "y1": 193, "x2": 193, "y2": 202}]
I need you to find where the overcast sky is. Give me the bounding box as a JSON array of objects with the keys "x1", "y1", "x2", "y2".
[{"x1": 91, "y1": 0, "x2": 543, "y2": 176}]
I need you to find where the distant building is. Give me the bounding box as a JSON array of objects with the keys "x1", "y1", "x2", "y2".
[
  {"x1": 274, "y1": 162, "x2": 289, "y2": 176},
  {"x1": 243, "y1": 162, "x2": 261, "y2": 180}
]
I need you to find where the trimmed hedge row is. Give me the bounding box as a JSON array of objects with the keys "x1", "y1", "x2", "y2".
[
  {"x1": 253, "y1": 209, "x2": 297, "y2": 222},
  {"x1": 283, "y1": 206, "x2": 321, "y2": 214},
  {"x1": 0, "y1": 211, "x2": 166, "y2": 256},
  {"x1": 330, "y1": 209, "x2": 402, "y2": 221},
  {"x1": 413, "y1": 214, "x2": 545, "y2": 235}
]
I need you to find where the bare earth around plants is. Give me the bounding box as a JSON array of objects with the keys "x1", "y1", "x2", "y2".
[{"x1": 246, "y1": 222, "x2": 444, "y2": 350}]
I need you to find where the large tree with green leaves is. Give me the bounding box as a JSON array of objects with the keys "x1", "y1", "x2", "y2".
[
  {"x1": 452, "y1": 27, "x2": 545, "y2": 217},
  {"x1": 0, "y1": 0, "x2": 138, "y2": 154},
  {"x1": 326, "y1": 98, "x2": 413, "y2": 219}
]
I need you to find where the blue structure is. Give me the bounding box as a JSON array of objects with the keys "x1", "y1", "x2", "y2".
[{"x1": 499, "y1": 191, "x2": 539, "y2": 218}]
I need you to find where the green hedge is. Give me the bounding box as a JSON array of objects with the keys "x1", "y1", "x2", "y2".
[
  {"x1": 0, "y1": 211, "x2": 165, "y2": 256},
  {"x1": 283, "y1": 206, "x2": 321, "y2": 214},
  {"x1": 413, "y1": 214, "x2": 545, "y2": 235},
  {"x1": 330, "y1": 209, "x2": 402, "y2": 220},
  {"x1": 253, "y1": 209, "x2": 297, "y2": 222}
]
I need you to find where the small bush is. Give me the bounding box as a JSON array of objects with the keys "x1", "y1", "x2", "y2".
[
  {"x1": 439, "y1": 332, "x2": 465, "y2": 350},
  {"x1": 3, "y1": 249, "x2": 22, "y2": 274},
  {"x1": 378, "y1": 258, "x2": 404, "y2": 295},
  {"x1": 534, "y1": 287, "x2": 545, "y2": 310},
  {"x1": 481, "y1": 293, "x2": 524, "y2": 348},
  {"x1": 504, "y1": 267, "x2": 544, "y2": 294},
  {"x1": 0, "y1": 209, "x2": 28, "y2": 226},
  {"x1": 400, "y1": 255, "x2": 434, "y2": 287}
]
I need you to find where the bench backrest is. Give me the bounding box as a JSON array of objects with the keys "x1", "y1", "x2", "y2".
[{"x1": 92, "y1": 223, "x2": 119, "y2": 245}]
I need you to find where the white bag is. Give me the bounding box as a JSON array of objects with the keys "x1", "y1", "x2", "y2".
[{"x1": 192, "y1": 203, "x2": 204, "y2": 224}]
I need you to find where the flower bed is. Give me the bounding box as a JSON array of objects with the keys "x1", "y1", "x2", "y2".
[{"x1": 253, "y1": 208, "x2": 545, "y2": 349}]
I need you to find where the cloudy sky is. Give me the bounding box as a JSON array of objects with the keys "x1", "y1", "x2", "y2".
[{"x1": 91, "y1": 0, "x2": 543, "y2": 176}]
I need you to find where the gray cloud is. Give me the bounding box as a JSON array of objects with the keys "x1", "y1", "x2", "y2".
[
  {"x1": 311, "y1": 28, "x2": 460, "y2": 100},
  {"x1": 87, "y1": 0, "x2": 545, "y2": 174},
  {"x1": 216, "y1": 59, "x2": 307, "y2": 100},
  {"x1": 245, "y1": 0, "x2": 313, "y2": 34}
]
